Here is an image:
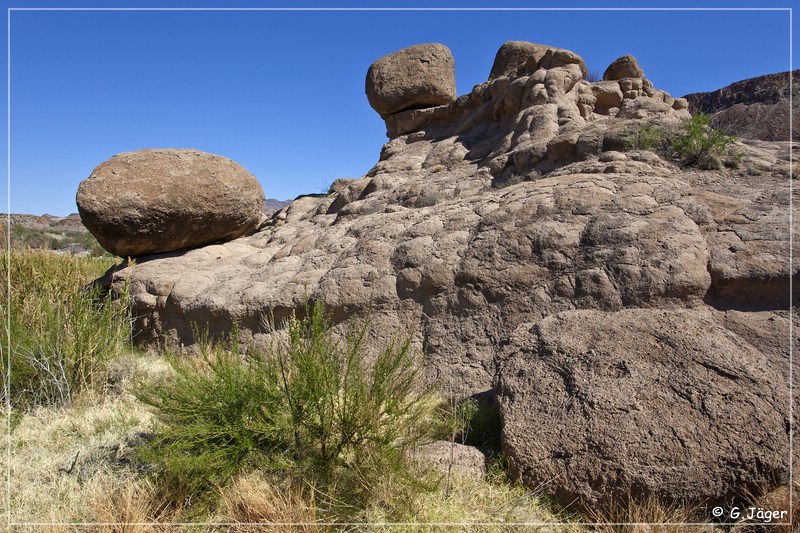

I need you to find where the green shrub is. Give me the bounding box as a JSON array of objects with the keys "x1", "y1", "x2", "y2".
[
  {"x1": 135, "y1": 302, "x2": 437, "y2": 517},
  {"x1": 2, "y1": 251, "x2": 130, "y2": 408},
  {"x1": 637, "y1": 124, "x2": 665, "y2": 151},
  {"x1": 670, "y1": 112, "x2": 738, "y2": 169}
]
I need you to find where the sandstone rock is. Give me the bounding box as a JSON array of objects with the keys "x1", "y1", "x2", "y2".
[
  {"x1": 592, "y1": 81, "x2": 624, "y2": 111},
  {"x1": 497, "y1": 308, "x2": 791, "y2": 507},
  {"x1": 603, "y1": 54, "x2": 645, "y2": 80},
  {"x1": 365, "y1": 43, "x2": 456, "y2": 118},
  {"x1": 76, "y1": 148, "x2": 265, "y2": 257}
]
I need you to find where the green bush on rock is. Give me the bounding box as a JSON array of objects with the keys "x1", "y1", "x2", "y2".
[
  {"x1": 670, "y1": 112, "x2": 738, "y2": 169},
  {"x1": 135, "y1": 302, "x2": 438, "y2": 517}
]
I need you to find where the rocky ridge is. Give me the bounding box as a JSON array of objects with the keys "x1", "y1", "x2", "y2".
[
  {"x1": 93, "y1": 42, "x2": 796, "y2": 509},
  {"x1": 683, "y1": 70, "x2": 800, "y2": 142}
]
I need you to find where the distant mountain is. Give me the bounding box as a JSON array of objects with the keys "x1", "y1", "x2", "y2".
[
  {"x1": 682, "y1": 70, "x2": 799, "y2": 141},
  {"x1": 265, "y1": 198, "x2": 290, "y2": 214}
]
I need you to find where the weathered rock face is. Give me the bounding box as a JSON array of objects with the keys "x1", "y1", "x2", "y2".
[
  {"x1": 497, "y1": 308, "x2": 792, "y2": 507},
  {"x1": 365, "y1": 43, "x2": 457, "y2": 118},
  {"x1": 683, "y1": 70, "x2": 800, "y2": 141},
  {"x1": 77, "y1": 149, "x2": 266, "y2": 257},
  {"x1": 97, "y1": 41, "x2": 796, "y2": 509}
]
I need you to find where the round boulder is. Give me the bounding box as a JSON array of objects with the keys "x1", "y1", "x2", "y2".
[
  {"x1": 603, "y1": 54, "x2": 645, "y2": 80},
  {"x1": 365, "y1": 43, "x2": 457, "y2": 118},
  {"x1": 76, "y1": 148, "x2": 266, "y2": 257},
  {"x1": 488, "y1": 41, "x2": 549, "y2": 80}
]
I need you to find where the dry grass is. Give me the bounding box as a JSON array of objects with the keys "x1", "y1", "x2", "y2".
[
  {"x1": 586, "y1": 494, "x2": 714, "y2": 533},
  {"x1": 730, "y1": 479, "x2": 799, "y2": 533},
  {"x1": 214, "y1": 472, "x2": 322, "y2": 532},
  {"x1": 362, "y1": 468, "x2": 587, "y2": 532},
  {"x1": 1, "y1": 355, "x2": 169, "y2": 526}
]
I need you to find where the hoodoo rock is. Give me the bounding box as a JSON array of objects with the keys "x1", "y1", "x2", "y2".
[
  {"x1": 77, "y1": 148, "x2": 266, "y2": 257},
  {"x1": 365, "y1": 43, "x2": 457, "y2": 118},
  {"x1": 94, "y1": 41, "x2": 796, "y2": 509}
]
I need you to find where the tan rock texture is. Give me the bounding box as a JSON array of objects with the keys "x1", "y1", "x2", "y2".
[
  {"x1": 365, "y1": 43, "x2": 457, "y2": 118},
  {"x1": 77, "y1": 148, "x2": 265, "y2": 257},
  {"x1": 95, "y1": 41, "x2": 796, "y2": 509}
]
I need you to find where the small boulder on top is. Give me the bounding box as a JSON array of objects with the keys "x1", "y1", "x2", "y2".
[
  {"x1": 76, "y1": 148, "x2": 266, "y2": 257},
  {"x1": 603, "y1": 54, "x2": 645, "y2": 80},
  {"x1": 489, "y1": 41, "x2": 588, "y2": 81},
  {"x1": 365, "y1": 43, "x2": 457, "y2": 118}
]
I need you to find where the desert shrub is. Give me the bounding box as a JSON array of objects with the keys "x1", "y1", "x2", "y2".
[
  {"x1": 2, "y1": 250, "x2": 130, "y2": 408},
  {"x1": 637, "y1": 124, "x2": 665, "y2": 151},
  {"x1": 135, "y1": 302, "x2": 437, "y2": 518},
  {"x1": 670, "y1": 112, "x2": 738, "y2": 169}
]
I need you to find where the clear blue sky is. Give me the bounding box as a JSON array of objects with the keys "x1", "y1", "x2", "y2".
[{"x1": 2, "y1": 1, "x2": 795, "y2": 216}]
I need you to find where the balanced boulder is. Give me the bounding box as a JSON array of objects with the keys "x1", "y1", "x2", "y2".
[
  {"x1": 365, "y1": 43, "x2": 456, "y2": 118},
  {"x1": 76, "y1": 148, "x2": 265, "y2": 257}
]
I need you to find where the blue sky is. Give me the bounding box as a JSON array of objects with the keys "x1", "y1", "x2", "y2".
[{"x1": 2, "y1": 1, "x2": 795, "y2": 216}]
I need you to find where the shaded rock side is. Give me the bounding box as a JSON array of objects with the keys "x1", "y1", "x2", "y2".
[
  {"x1": 77, "y1": 148, "x2": 266, "y2": 257},
  {"x1": 365, "y1": 43, "x2": 457, "y2": 118},
  {"x1": 497, "y1": 308, "x2": 793, "y2": 507},
  {"x1": 683, "y1": 71, "x2": 800, "y2": 141}
]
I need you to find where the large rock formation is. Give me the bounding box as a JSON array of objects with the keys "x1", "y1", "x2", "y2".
[
  {"x1": 77, "y1": 148, "x2": 266, "y2": 257},
  {"x1": 95, "y1": 42, "x2": 796, "y2": 509},
  {"x1": 683, "y1": 70, "x2": 800, "y2": 141}
]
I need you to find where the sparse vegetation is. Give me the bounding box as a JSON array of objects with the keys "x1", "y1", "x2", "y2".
[
  {"x1": 2, "y1": 250, "x2": 130, "y2": 409},
  {"x1": 669, "y1": 111, "x2": 739, "y2": 169},
  {"x1": 135, "y1": 302, "x2": 439, "y2": 519},
  {"x1": 637, "y1": 123, "x2": 665, "y2": 151},
  {"x1": 8, "y1": 224, "x2": 111, "y2": 257}
]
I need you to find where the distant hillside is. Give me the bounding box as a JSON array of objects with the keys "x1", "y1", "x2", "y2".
[
  {"x1": 5, "y1": 213, "x2": 105, "y2": 256},
  {"x1": 6, "y1": 199, "x2": 291, "y2": 255},
  {"x1": 683, "y1": 70, "x2": 799, "y2": 141}
]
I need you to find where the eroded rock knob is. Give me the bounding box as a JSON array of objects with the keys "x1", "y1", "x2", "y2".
[
  {"x1": 603, "y1": 54, "x2": 645, "y2": 80},
  {"x1": 76, "y1": 148, "x2": 266, "y2": 257},
  {"x1": 365, "y1": 43, "x2": 457, "y2": 118}
]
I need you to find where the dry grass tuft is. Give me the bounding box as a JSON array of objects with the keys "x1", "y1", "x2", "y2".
[
  {"x1": 587, "y1": 493, "x2": 713, "y2": 533},
  {"x1": 1, "y1": 355, "x2": 168, "y2": 525},
  {"x1": 731, "y1": 479, "x2": 799, "y2": 533},
  {"x1": 216, "y1": 473, "x2": 322, "y2": 532}
]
